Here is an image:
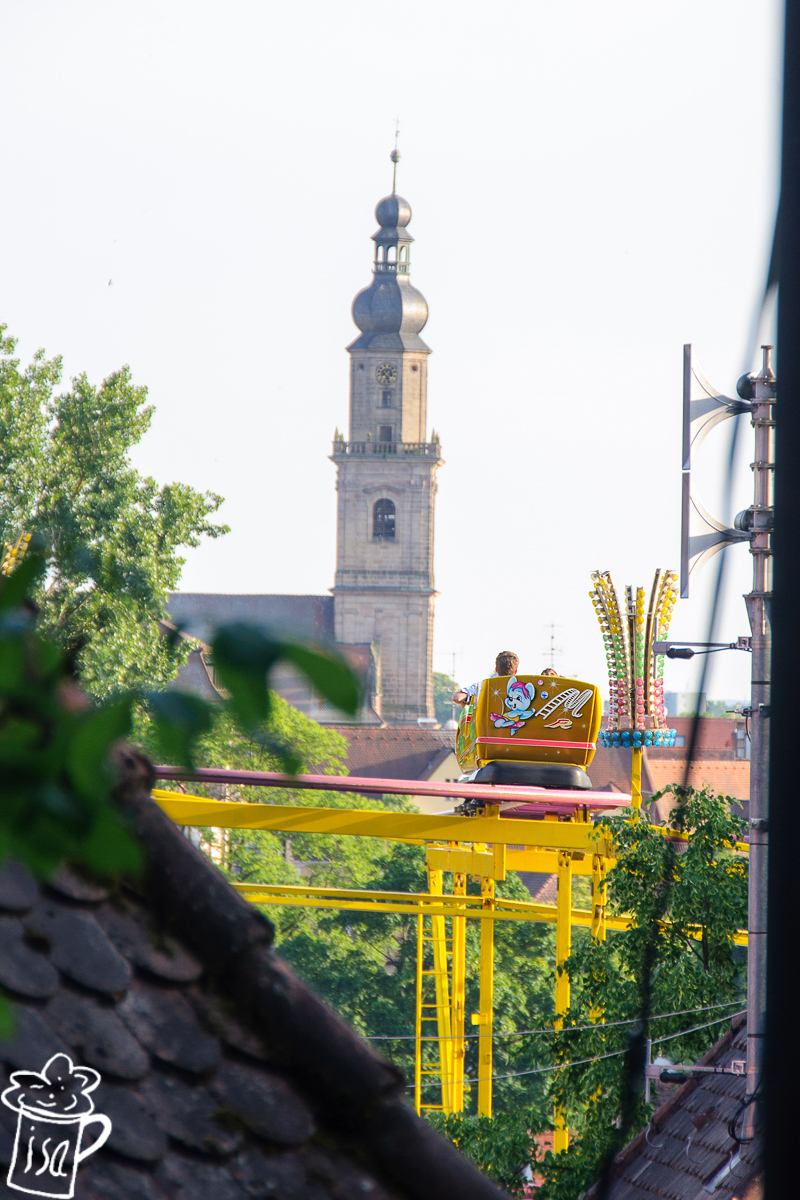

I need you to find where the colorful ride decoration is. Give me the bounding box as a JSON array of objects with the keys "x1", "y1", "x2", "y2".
[
  {"x1": 455, "y1": 674, "x2": 603, "y2": 772},
  {"x1": 589, "y1": 568, "x2": 679, "y2": 749}
]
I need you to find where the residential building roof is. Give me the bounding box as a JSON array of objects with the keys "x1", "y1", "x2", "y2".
[
  {"x1": 648, "y1": 761, "x2": 751, "y2": 819},
  {"x1": 326, "y1": 725, "x2": 456, "y2": 782},
  {"x1": 648, "y1": 717, "x2": 749, "y2": 759},
  {"x1": 581, "y1": 1014, "x2": 760, "y2": 1199},
  {"x1": 0, "y1": 752, "x2": 505, "y2": 1200}
]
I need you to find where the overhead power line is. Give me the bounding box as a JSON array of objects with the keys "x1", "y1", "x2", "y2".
[
  {"x1": 409, "y1": 1010, "x2": 736, "y2": 1089},
  {"x1": 364, "y1": 999, "x2": 743, "y2": 1042}
]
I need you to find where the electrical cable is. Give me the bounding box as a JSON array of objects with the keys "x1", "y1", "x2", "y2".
[
  {"x1": 408, "y1": 1013, "x2": 736, "y2": 1089},
  {"x1": 362, "y1": 999, "x2": 743, "y2": 1042},
  {"x1": 651, "y1": 1012, "x2": 738, "y2": 1045},
  {"x1": 409, "y1": 1045, "x2": 629, "y2": 1090}
]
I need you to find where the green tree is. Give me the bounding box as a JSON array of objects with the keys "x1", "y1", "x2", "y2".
[
  {"x1": 537, "y1": 786, "x2": 747, "y2": 1198},
  {"x1": 433, "y1": 670, "x2": 458, "y2": 725},
  {"x1": 0, "y1": 324, "x2": 228, "y2": 697}
]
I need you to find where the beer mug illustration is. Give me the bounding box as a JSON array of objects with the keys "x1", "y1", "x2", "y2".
[{"x1": 1, "y1": 1053, "x2": 112, "y2": 1198}]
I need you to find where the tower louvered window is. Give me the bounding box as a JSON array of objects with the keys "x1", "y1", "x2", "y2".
[{"x1": 373, "y1": 499, "x2": 396, "y2": 540}]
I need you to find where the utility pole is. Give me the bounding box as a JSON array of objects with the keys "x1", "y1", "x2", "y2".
[
  {"x1": 740, "y1": 346, "x2": 776, "y2": 1138},
  {"x1": 680, "y1": 342, "x2": 776, "y2": 1141}
]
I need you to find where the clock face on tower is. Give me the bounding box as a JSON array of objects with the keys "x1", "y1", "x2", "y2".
[{"x1": 375, "y1": 363, "x2": 397, "y2": 385}]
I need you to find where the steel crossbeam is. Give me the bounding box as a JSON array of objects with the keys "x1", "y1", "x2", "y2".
[{"x1": 151, "y1": 791, "x2": 614, "y2": 853}]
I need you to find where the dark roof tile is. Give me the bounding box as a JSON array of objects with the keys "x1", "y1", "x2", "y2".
[
  {"x1": 117, "y1": 981, "x2": 221, "y2": 1074},
  {"x1": 96, "y1": 903, "x2": 204, "y2": 983},
  {"x1": 42, "y1": 988, "x2": 150, "y2": 1080},
  {"x1": 0, "y1": 860, "x2": 37, "y2": 912},
  {"x1": 230, "y1": 1147, "x2": 311, "y2": 1200},
  {"x1": 98, "y1": 1082, "x2": 168, "y2": 1163},
  {"x1": 298, "y1": 1143, "x2": 400, "y2": 1199},
  {"x1": 137, "y1": 1071, "x2": 242, "y2": 1157},
  {"x1": 80, "y1": 1158, "x2": 171, "y2": 1200},
  {"x1": 0, "y1": 916, "x2": 59, "y2": 999},
  {"x1": 46, "y1": 864, "x2": 110, "y2": 903},
  {"x1": 187, "y1": 990, "x2": 270, "y2": 1062},
  {"x1": 0, "y1": 1004, "x2": 68, "y2": 1070},
  {"x1": 212, "y1": 1059, "x2": 315, "y2": 1146},
  {"x1": 0, "y1": 1096, "x2": 17, "y2": 1166},
  {"x1": 154, "y1": 1149, "x2": 249, "y2": 1200},
  {"x1": 24, "y1": 901, "x2": 132, "y2": 996}
]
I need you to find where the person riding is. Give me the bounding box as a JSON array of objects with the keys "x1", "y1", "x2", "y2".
[{"x1": 452, "y1": 651, "x2": 520, "y2": 707}]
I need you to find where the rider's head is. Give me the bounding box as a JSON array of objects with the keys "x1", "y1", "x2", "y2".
[
  {"x1": 541, "y1": 667, "x2": 558, "y2": 677},
  {"x1": 495, "y1": 651, "x2": 519, "y2": 676}
]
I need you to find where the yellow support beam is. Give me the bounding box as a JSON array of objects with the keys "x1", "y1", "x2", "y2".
[
  {"x1": 474, "y1": 872, "x2": 495, "y2": 1118},
  {"x1": 631, "y1": 747, "x2": 643, "y2": 814},
  {"x1": 426, "y1": 867, "x2": 455, "y2": 1112},
  {"x1": 591, "y1": 854, "x2": 608, "y2": 942},
  {"x1": 554, "y1": 850, "x2": 573, "y2": 1154},
  {"x1": 450, "y1": 863, "x2": 467, "y2": 1112},
  {"x1": 230, "y1": 883, "x2": 748, "y2": 945},
  {"x1": 152, "y1": 791, "x2": 612, "y2": 854}
]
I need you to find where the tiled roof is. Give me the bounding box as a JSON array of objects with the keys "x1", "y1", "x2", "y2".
[
  {"x1": 581, "y1": 1015, "x2": 760, "y2": 1199},
  {"x1": 0, "y1": 752, "x2": 505, "y2": 1200},
  {"x1": 648, "y1": 760, "x2": 750, "y2": 806},
  {"x1": 651, "y1": 717, "x2": 747, "y2": 756},
  {"x1": 325, "y1": 726, "x2": 457, "y2": 781},
  {"x1": 522, "y1": 875, "x2": 557, "y2": 905},
  {"x1": 166, "y1": 594, "x2": 335, "y2": 646}
]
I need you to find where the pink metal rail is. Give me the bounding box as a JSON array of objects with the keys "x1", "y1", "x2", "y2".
[{"x1": 153, "y1": 766, "x2": 630, "y2": 816}]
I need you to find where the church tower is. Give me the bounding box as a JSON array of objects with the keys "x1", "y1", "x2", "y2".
[{"x1": 332, "y1": 156, "x2": 441, "y2": 723}]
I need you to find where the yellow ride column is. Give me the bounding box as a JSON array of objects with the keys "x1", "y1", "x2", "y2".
[
  {"x1": 554, "y1": 849, "x2": 573, "y2": 1153},
  {"x1": 450, "y1": 855, "x2": 468, "y2": 1112},
  {"x1": 475, "y1": 871, "x2": 495, "y2": 1118}
]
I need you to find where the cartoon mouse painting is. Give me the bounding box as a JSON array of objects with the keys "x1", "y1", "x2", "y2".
[{"x1": 490, "y1": 677, "x2": 536, "y2": 734}]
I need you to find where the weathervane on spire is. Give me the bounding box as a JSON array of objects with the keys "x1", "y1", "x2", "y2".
[{"x1": 391, "y1": 119, "x2": 400, "y2": 195}]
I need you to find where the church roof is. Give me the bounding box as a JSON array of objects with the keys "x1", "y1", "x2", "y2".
[
  {"x1": 0, "y1": 752, "x2": 506, "y2": 1200},
  {"x1": 166, "y1": 593, "x2": 334, "y2": 647}
]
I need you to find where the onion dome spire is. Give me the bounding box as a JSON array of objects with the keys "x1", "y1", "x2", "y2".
[{"x1": 347, "y1": 149, "x2": 430, "y2": 353}]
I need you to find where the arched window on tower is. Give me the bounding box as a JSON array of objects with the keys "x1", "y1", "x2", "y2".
[{"x1": 373, "y1": 499, "x2": 396, "y2": 540}]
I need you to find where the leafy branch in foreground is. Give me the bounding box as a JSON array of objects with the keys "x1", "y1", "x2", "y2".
[{"x1": 0, "y1": 554, "x2": 141, "y2": 882}]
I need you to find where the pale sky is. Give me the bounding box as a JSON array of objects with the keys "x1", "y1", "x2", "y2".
[{"x1": 1, "y1": 1, "x2": 782, "y2": 704}]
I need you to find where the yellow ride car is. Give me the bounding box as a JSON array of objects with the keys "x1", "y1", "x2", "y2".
[{"x1": 455, "y1": 673, "x2": 603, "y2": 790}]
